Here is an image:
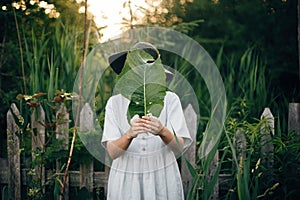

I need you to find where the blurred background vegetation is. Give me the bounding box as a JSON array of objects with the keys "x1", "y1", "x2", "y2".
[{"x1": 0, "y1": 0, "x2": 299, "y2": 199}]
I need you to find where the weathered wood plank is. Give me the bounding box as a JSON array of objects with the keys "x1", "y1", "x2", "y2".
[
  {"x1": 31, "y1": 105, "x2": 46, "y2": 192},
  {"x1": 288, "y1": 103, "x2": 300, "y2": 138},
  {"x1": 79, "y1": 103, "x2": 94, "y2": 192},
  {"x1": 56, "y1": 103, "x2": 69, "y2": 149},
  {"x1": 7, "y1": 103, "x2": 21, "y2": 200},
  {"x1": 236, "y1": 129, "x2": 247, "y2": 161},
  {"x1": 80, "y1": 103, "x2": 94, "y2": 132},
  {"x1": 209, "y1": 150, "x2": 219, "y2": 200},
  {"x1": 55, "y1": 103, "x2": 70, "y2": 200},
  {"x1": 94, "y1": 171, "x2": 109, "y2": 187},
  {"x1": 31, "y1": 105, "x2": 46, "y2": 157},
  {"x1": 51, "y1": 171, "x2": 108, "y2": 188},
  {"x1": 182, "y1": 104, "x2": 197, "y2": 197},
  {"x1": 260, "y1": 107, "x2": 274, "y2": 169}
]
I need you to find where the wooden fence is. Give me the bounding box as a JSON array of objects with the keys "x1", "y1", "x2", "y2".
[{"x1": 1, "y1": 102, "x2": 300, "y2": 199}]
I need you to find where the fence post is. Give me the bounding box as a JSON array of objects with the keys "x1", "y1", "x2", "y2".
[
  {"x1": 288, "y1": 103, "x2": 300, "y2": 138},
  {"x1": 31, "y1": 105, "x2": 45, "y2": 192},
  {"x1": 56, "y1": 103, "x2": 69, "y2": 200},
  {"x1": 207, "y1": 142, "x2": 219, "y2": 200},
  {"x1": 79, "y1": 103, "x2": 94, "y2": 193},
  {"x1": 182, "y1": 104, "x2": 197, "y2": 197},
  {"x1": 7, "y1": 103, "x2": 21, "y2": 200},
  {"x1": 260, "y1": 107, "x2": 274, "y2": 170},
  {"x1": 236, "y1": 129, "x2": 247, "y2": 161}
]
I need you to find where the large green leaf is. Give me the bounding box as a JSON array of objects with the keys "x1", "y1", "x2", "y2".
[
  {"x1": 114, "y1": 48, "x2": 167, "y2": 121},
  {"x1": 128, "y1": 83, "x2": 166, "y2": 118}
]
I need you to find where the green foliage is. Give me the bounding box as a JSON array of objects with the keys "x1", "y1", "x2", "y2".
[
  {"x1": 1, "y1": 185, "x2": 8, "y2": 200},
  {"x1": 186, "y1": 97, "x2": 299, "y2": 199},
  {"x1": 186, "y1": 144, "x2": 227, "y2": 200},
  {"x1": 170, "y1": 41, "x2": 299, "y2": 199},
  {"x1": 224, "y1": 117, "x2": 260, "y2": 200},
  {"x1": 23, "y1": 22, "x2": 83, "y2": 96},
  {"x1": 4, "y1": 20, "x2": 101, "y2": 198},
  {"x1": 0, "y1": 0, "x2": 90, "y2": 133},
  {"x1": 143, "y1": 0, "x2": 298, "y2": 108},
  {"x1": 221, "y1": 47, "x2": 269, "y2": 119},
  {"x1": 272, "y1": 130, "x2": 300, "y2": 199}
]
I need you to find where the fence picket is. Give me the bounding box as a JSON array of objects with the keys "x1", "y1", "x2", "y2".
[
  {"x1": 55, "y1": 103, "x2": 70, "y2": 200},
  {"x1": 31, "y1": 105, "x2": 46, "y2": 193},
  {"x1": 209, "y1": 149, "x2": 219, "y2": 200},
  {"x1": 260, "y1": 107, "x2": 274, "y2": 170},
  {"x1": 236, "y1": 129, "x2": 247, "y2": 161},
  {"x1": 79, "y1": 103, "x2": 94, "y2": 192},
  {"x1": 288, "y1": 103, "x2": 300, "y2": 138},
  {"x1": 182, "y1": 104, "x2": 197, "y2": 197},
  {"x1": 56, "y1": 103, "x2": 69, "y2": 148},
  {"x1": 7, "y1": 103, "x2": 21, "y2": 200}
]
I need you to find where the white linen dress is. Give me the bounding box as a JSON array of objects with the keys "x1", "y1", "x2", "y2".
[{"x1": 102, "y1": 91, "x2": 192, "y2": 200}]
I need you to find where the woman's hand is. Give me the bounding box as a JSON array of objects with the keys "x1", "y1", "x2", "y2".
[
  {"x1": 126, "y1": 117, "x2": 149, "y2": 138},
  {"x1": 107, "y1": 117, "x2": 149, "y2": 159},
  {"x1": 141, "y1": 116, "x2": 165, "y2": 136}
]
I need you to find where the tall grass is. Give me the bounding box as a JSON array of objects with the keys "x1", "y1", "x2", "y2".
[
  {"x1": 180, "y1": 44, "x2": 300, "y2": 199},
  {"x1": 53, "y1": 23, "x2": 83, "y2": 94},
  {"x1": 23, "y1": 22, "x2": 83, "y2": 97},
  {"x1": 223, "y1": 114, "x2": 275, "y2": 199},
  {"x1": 24, "y1": 29, "x2": 49, "y2": 94},
  {"x1": 169, "y1": 45, "x2": 279, "y2": 199},
  {"x1": 221, "y1": 47, "x2": 269, "y2": 119}
]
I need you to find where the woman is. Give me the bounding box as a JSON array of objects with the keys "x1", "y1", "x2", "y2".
[{"x1": 102, "y1": 42, "x2": 192, "y2": 200}]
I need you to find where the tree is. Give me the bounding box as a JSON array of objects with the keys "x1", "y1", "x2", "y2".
[
  {"x1": 190, "y1": 0, "x2": 297, "y2": 98},
  {"x1": 140, "y1": 0, "x2": 298, "y2": 101}
]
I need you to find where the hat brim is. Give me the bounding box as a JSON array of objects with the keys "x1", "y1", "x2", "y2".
[
  {"x1": 108, "y1": 51, "x2": 128, "y2": 75},
  {"x1": 108, "y1": 42, "x2": 160, "y2": 75},
  {"x1": 108, "y1": 50, "x2": 174, "y2": 82}
]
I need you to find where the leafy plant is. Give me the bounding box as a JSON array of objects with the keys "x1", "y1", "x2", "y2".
[
  {"x1": 9, "y1": 18, "x2": 99, "y2": 198},
  {"x1": 1, "y1": 185, "x2": 8, "y2": 200},
  {"x1": 222, "y1": 107, "x2": 280, "y2": 200},
  {"x1": 272, "y1": 130, "x2": 300, "y2": 199},
  {"x1": 186, "y1": 144, "x2": 227, "y2": 200}
]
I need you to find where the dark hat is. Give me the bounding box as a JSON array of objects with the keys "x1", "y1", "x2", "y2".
[
  {"x1": 108, "y1": 42, "x2": 160, "y2": 75},
  {"x1": 108, "y1": 51, "x2": 128, "y2": 75}
]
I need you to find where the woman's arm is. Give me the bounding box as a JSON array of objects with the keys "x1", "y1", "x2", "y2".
[
  {"x1": 158, "y1": 127, "x2": 184, "y2": 154},
  {"x1": 106, "y1": 118, "x2": 147, "y2": 159},
  {"x1": 107, "y1": 116, "x2": 186, "y2": 159},
  {"x1": 106, "y1": 132, "x2": 134, "y2": 159}
]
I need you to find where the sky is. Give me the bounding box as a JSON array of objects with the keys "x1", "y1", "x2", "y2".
[{"x1": 87, "y1": 0, "x2": 148, "y2": 42}]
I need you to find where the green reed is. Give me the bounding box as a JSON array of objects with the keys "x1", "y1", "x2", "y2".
[
  {"x1": 221, "y1": 47, "x2": 269, "y2": 118},
  {"x1": 171, "y1": 45, "x2": 277, "y2": 199},
  {"x1": 22, "y1": 21, "x2": 83, "y2": 97},
  {"x1": 18, "y1": 21, "x2": 96, "y2": 199}
]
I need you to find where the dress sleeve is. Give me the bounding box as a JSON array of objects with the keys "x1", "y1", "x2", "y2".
[
  {"x1": 101, "y1": 97, "x2": 122, "y2": 147},
  {"x1": 166, "y1": 92, "x2": 193, "y2": 151}
]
